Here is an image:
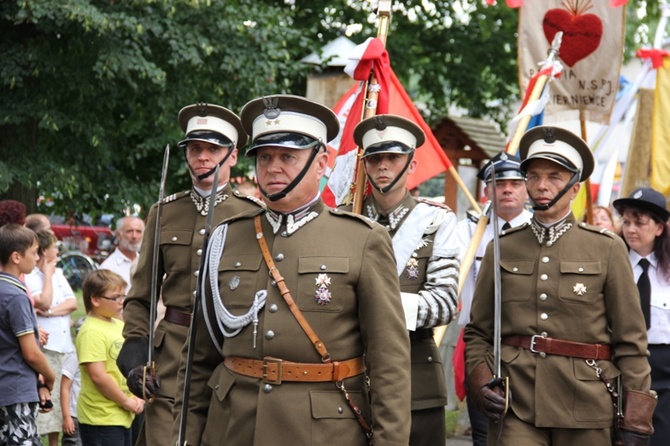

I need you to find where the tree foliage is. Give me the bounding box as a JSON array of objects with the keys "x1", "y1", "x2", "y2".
[{"x1": 0, "y1": 0, "x2": 663, "y2": 219}]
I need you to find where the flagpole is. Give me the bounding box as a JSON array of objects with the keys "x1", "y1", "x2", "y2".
[
  {"x1": 352, "y1": 0, "x2": 392, "y2": 214},
  {"x1": 580, "y1": 110, "x2": 594, "y2": 224},
  {"x1": 507, "y1": 32, "x2": 562, "y2": 155}
]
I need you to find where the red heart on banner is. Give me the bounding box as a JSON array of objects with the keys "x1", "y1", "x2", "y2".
[{"x1": 543, "y1": 8, "x2": 603, "y2": 67}]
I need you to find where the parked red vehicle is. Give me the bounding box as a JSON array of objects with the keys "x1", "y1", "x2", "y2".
[{"x1": 50, "y1": 216, "x2": 115, "y2": 289}]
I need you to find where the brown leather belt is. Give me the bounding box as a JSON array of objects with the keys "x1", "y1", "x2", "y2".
[
  {"x1": 164, "y1": 306, "x2": 191, "y2": 327},
  {"x1": 224, "y1": 356, "x2": 365, "y2": 385},
  {"x1": 502, "y1": 335, "x2": 612, "y2": 360}
]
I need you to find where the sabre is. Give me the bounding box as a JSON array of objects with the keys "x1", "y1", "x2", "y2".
[
  {"x1": 176, "y1": 164, "x2": 220, "y2": 446},
  {"x1": 489, "y1": 162, "x2": 510, "y2": 415},
  {"x1": 144, "y1": 144, "x2": 170, "y2": 403}
]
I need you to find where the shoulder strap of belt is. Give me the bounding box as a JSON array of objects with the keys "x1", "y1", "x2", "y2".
[
  {"x1": 254, "y1": 215, "x2": 331, "y2": 362},
  {"x1": 254, "y1": 215, "x2": 373, "y2": 441}
]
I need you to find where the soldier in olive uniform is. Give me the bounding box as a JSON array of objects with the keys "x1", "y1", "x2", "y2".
[
  {"x1": 345, "y1": 114, "x2": 459, "y2": 446},
  {"x1": 173, "y1": 95, "x2": 411, "y2": 446},
  {"x1": 116, "y1": 104, "x2": 262, "y2": 446},
  {"x1": 465, "y1": 126, "x2": 656, "y2": 445}
]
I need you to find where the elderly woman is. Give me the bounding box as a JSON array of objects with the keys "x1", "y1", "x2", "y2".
[{"x1": 614, "y1": 187, "x2": 670, "y2": 446}]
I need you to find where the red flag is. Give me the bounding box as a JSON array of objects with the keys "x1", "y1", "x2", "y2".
[{"x1": 322, "y1": 38, "x2": 452, "y2": 207}]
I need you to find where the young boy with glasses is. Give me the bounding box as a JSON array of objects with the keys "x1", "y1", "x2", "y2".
[{"x1": 76, "y1": 270, "x2": 144, "y2": 446}]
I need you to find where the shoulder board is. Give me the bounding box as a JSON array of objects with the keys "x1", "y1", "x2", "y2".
[
  {"x1": 161, "y1": 190, "x2": 190, "y2": 204},
  {"x1": 416, "y1": 197, "x2": 453, "y2": 212},
  {"x1": 577, "y1": 222, "x2": 618, "y2": 238},
  {"x1": 328, "y1": 208, "x2": 376, "y2": 228},
  {"x1": 500, "y1": 222, "x2": 529, "y2": 236},
  {"x1": 231, "y1": 190, "x2": 267, "y2": 209}
]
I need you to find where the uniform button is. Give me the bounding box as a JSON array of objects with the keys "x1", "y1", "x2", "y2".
[
  {"x1": 274, "y1": 253, "x2": 285, "y2": 262},
  {"x1": 193, "y1": 291, "x2": 197, "y2": 297},
  {"x1": 269, "y1": 304, "x2": 278, "y2": 313},
  {"x1": 263, "y1": 384, "x2": 273, "y2": 394},
  {"x1": 513, "y1": 267, "x2": 518, "y2": 272},
  {"x1": 199, "y1": 228, "x2": 206, "y2": 235},
  {"x1": 539, "y1": 352, "x2": 547, "y2": 358},
  {"x1": 542, "y1": 256, "x2": 549, "y2": 263},
  {"x1": 271, "y1": 280, "x2": 277, "y2": 287},
  {"x1": 541, "y1": 331, "x2": 548, "y2": 337},
  {"x1": 338, "y1": 406, "x2": 344, "y2": 414},
  {"x1": 235, "y1": 262, "x2": 241, "y2": 268},
  {"x1": 280, "y1": 231, "x2": 288, "y2": 237},
  {"x1": 194, "y1": 270, "x2": 199, "y2": 277},
  {"x1": 427, "y1": 356, "x2": 433, "y2": 362},
  {"x1": 172, "y1": 236, "x2": 178, "y2": 241},
  {"x1": 265, "y1": 330, "x2": 275, "y2": 340},
  {"x1": 546, "y1": 241, "x2": 553, "y2": 247},
  {"x1": 197, "y1": 249, "x2": 202, "y2": 256},
  {"x1": 539, "y1": 293, "x2": 548, "y2": 301},
  {"x1": 540, "y1": 274, "x2": 548, "y2": 281},
  {"x1": 540, "y1": 313, "x2": 548, "y2": 320},
  {"x1": 578, "y1": 267, "x2": 584, "y2": 272},
  {"x1": 320, "y1": 265, "x2": 327, "y2": 270}
]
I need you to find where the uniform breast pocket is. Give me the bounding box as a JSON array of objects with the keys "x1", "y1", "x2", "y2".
[
  {"x1": 217, "y1": 254, "x2": 263, "y2": 309},
  {"x1": 297, "y1": 256, "x2": 349, "y2": 313},
  {"x1": 558, "y1": 261, "x2": 603, "y2": 304},
  {"x1": 500, "y1": 260, "x2": 535, "y2": 302},
  {"x1": 159, "y1": 230, "x2": 192, "y2": 272}
]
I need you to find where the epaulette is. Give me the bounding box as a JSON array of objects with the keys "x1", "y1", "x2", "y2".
[
  {"x1": 161, "y1": 190, "x2": 190, "y2": 204},
  {"x1": 232, "y1": 190, "x2": 267, "y2": 209},
  {"x1": 577, "y1": 221, "x2": 618, "y2": 238},
  {"x1": 416, "y1": 197, "x2": 453, "y2": 212},
  {"x1": 328, "y1": 208, "x2": 376, "y2": 228},
  {"x1": 501, "y1": 222, "x2": 529, "y2": 236}
]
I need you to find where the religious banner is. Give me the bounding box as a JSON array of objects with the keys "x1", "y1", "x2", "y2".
[
  {"x1": 651, "y1": 55, "x2": 670, "y2": 195},
  {"x1": 518, "y1": 0, "x2": 625, "y2": 123}
]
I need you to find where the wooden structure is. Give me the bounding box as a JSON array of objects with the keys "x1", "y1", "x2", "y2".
[
  {"x1": 302, "y1": 36, "x2": 357, "y2": 109},
  {"x1": 432, "y1": 116, "x2": 506, "y2": 211}
]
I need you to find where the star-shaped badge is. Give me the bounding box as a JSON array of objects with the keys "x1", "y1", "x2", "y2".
[{"x1": 573, "y1": 283, "x2": 587, "y2": 296}]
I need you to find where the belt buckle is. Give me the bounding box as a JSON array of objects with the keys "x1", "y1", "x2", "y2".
[
  {"x1": 529, "y1": 335, "x2": 545, "y2": 354},
  {"x1": 262, "y1": 357, "x2": 283, "y2": 385}
]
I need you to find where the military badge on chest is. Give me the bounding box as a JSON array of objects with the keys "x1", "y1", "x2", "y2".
[
  {"x1": 314, "y1": 273, "x2": 332, "y2": 305},
  {"x1": 404, "y1": 237, "x2": 430, "y2": 280},
  {"x1": 405, "y1": 257, "x2": 420, "y2": 280}
]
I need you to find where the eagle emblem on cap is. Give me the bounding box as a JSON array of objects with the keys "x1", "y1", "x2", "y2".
[
  {"x1": 262, "y1": 97, "x2": 281, "y2": 119},
  {"x1": 634, "y1": 190, "x2": 643, "y2": 199},
  {"x1": 195, "y1": 102, "x2": 209, "y2": 117},
  {"x1": 374, "y1": 115, "x2": 388, "y2": 131},
  {"x1": 542, "y1": 127, "x2": 557, "y2": 143}
]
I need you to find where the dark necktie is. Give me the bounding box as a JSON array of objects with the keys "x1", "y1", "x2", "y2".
[
  {"x1": 637, "y1": 258, "x2": 651, "y2": 330},
  {"x1": 501, "y1": 222, "x2": 511, "y2": 231}
]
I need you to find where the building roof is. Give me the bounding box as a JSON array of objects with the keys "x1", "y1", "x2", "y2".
[
  {"x1": 301, "y1": 36, "x2": 357, "y2": 67},
  {"x1": 443, "y1": 115, "x2": 506, "y2": 156}
]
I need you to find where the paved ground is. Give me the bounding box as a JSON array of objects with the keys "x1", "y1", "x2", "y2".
[{"x1": 447, "y1": 434, "x2": 473, "y2": 445}]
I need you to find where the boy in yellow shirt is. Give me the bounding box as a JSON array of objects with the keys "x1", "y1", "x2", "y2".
[{"x1": 75, "y1": 270, "x2": 144, "y2": 446}]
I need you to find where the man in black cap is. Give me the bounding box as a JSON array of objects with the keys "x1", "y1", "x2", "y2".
[
  {"x1": 117, "y1": 103, "x2": 262, "y2": 446},
  {"x1": 173, "y1": 96, "x2": 410, "y2": 446},
  {"x1": 465, "y1": 126, "x2": 656, "y2": 445},
  {"x1": 614, "y1": 187, "x2": 670, "y2": 446},
  {"x1": 455, "y1": 151, "x2": 531, "y2": 446},
  {"x1": 346, "y1": 114, "x2": 459, "y2": 446}
]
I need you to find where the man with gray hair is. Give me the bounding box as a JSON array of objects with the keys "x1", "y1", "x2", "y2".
[{"x1": 99, "y1": 216, "x2": 145, "y2": 294}]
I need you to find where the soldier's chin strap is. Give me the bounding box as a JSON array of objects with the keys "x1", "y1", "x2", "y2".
[
  {"x1": 184, "y1": 145, "x2": 235, "y2": 183},
  {"x1": 368, "y1": 153, "x2": 414, "y2": 194},
  {"x1": 258, "y1": 144, "x2": 322, "y2": 202},
  {"x1": 529, "y1": 170, "x2": 581, "y2": 211}
]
